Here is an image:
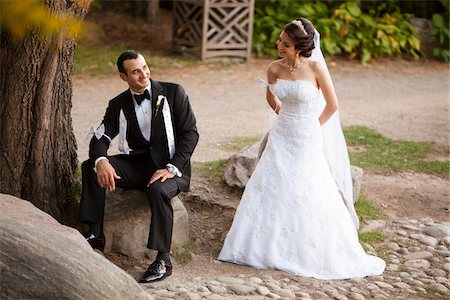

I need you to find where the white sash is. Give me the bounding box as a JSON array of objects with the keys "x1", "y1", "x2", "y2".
[
  {"x1": 118, "y1": 95, "x2": 175, "y2": 158},
  {"x1": 118, "y1": 109, "x2": 130, "y2": 154}
]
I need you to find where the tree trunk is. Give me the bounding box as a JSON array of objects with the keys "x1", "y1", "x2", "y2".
[{"x1": 0, "y1": 0, "x2": 90, "y2": 224}]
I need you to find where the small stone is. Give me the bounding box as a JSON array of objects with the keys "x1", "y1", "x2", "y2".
[
  {"x1": 311, "y1": 291, "x2": 330, "y2": 299},
  {"x1": 402, "y1": 224, "x2": 421, "y2": 231},
  {"x1": 426, "y1": 269, "x2": 447, "y2": 277},
  {"x1": 398, "y1": 248, "x2": 409, "y2": 255},
  {"x1": 436, "y1": 250, "x2": 450, "y2": 257},
  {"x1": 360, "y1": 220, "x2": 386, "y2": 233},
  {"x1": 366, "y1": 283, "x2": 380, "y2": 290},
  {"x1": 423, "y1": 224, "x2": 450, "y2": 238},
  {"x1": 178, "y1": 292, "x2": 202, "y2": 300},
  {"x1": 227, "y1": 284, "x2": 256, "y2": 296},
  {"x1": 397, "y1": 230, "x2": 408, "y2": 236},
  {"x1": 404, "y1": 278, "x2": 424, "y2": 286},
  {"x1": 436, "y1": 276, "x2": 449, "y2": 284},
  {"x1": 404, "y1": 251, "x2": 433, "y2": 260},
  {"x1": 206, "y1": 285, "x2": 227, "y2": 294},
  {"x1": 388, "y1": 242, "x2": 400, "y2": 251},
  {"x1": 443, "y1": 236, "x2": 450, "y2": 246},
  {"x1": 419, "y1": 236, "x2": 439, "y2": 247},
  {"x1": 437, "y1": 245, "x2": 448, "y2": 252},
  {"x1": 408, "y1": 246, "x2": 421, "y2": 252},
  {"x1": 415, "y1": 287, "x2": 427, "y2": 293},
  {"x1": 386, "y1": 264, "x2": 399, "y2": 271},
  {"x1": 443, "y1": 263, "x2": 450, "y2": 272},
  {"x1": 267, "y1": 292, "x2": 281, "y2": 299},
  {"x1": 405, "y1": 259, "x2": 431, "y2": 270},
  {"x1": 348, "y1": 292, "x2": 365, "y2": 300},
  {"x1": 215, "y1": 276, "x2": 244, "y2": 285},
  {"x1": 275, "y1": 288, "x2": 295, "y2": 298},
  {"x1": 430, "y1": 283, "x2": 449, "y2": 294},
  {"x1": 399, "y1": 272, "x2": 411, "y2": 278},
  {"x1": 410, "y1": 233, "x2": 425, "y2": 239},
  {"x1": 417, "y1": 277, "x2": 435, "y2": 284},
  {"x1": 393, "y1": 282, "x2": 410, "y2": 289},
  {"x1": 256, "y1": 286, "x2": 270, "y2": 296},
  {"x1": 249, "y1": 277, "x2": 263, "y2": 284},
  {"x1": 374, "y1": 281, "x2": 394, "y2": 289},
  {"x1": 429, "y1": 257, "x2": 440, "y2": 264},
  {"x1": 295, "y1": 292, "x2": 311, "y2": 298}
]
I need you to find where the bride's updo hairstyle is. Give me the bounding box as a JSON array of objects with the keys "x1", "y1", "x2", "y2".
[{"x1": 283, "y1": 17, "x2": 315, "y2": 57}]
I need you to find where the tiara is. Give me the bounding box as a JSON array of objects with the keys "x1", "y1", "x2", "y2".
[{"x1": 291, "y1": 20, "x2": 308, "y2": 36}]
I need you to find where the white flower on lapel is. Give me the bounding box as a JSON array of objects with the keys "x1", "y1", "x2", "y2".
[{"x1": 155, "y1": 95, "x2": 166, "y2": 116}]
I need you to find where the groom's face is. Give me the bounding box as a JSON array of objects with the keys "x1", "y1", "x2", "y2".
[{"x1": 120, "y1": 54, "x2": 151, "y2": 93}]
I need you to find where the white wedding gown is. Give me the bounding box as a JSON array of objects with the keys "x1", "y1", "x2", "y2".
[{"x1": 218, "y1": 79, "x2": 385, "y2": 280}]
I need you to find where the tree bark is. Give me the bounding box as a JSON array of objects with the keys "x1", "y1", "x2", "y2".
[{"x1": 0, "y1": 0, "x2": 90, "y2": 223}]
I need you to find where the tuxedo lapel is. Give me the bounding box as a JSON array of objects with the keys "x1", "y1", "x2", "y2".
[{"x1": 151, "y1": 79, "x2": 165, "y2": 120}]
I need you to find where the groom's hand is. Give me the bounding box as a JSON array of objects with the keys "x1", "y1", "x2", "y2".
[
  {"x1": 148, "y1": 168, "x2": 175, "y2": 186},
  {"x1": 96, "y1": 160, "x2": 121, "y2": 191}
]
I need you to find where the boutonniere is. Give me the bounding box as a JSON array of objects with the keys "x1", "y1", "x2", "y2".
[{"x1": 155, "y1": 95, "x2": 166, "y2": 117}]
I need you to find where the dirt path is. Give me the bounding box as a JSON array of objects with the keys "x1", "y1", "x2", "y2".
[
  {"x1": 72, "y1": 58, "x2": 449, "y2": 219},
  {"x1": 73, "y1": 58, "x2": 449, "y2": 163}
]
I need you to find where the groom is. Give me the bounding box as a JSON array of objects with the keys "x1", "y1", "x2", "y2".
[{"x1": 79, "y1": 50, "x2": 199, "y2": 283}]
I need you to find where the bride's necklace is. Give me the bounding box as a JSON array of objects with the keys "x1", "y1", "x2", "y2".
[{"x1": 285, "y1": 57, "x2": 307, "y2": 76}]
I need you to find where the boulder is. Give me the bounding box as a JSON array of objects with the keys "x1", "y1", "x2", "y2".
[
  {"x1": 224, "y1": 141, "x2": 363, "y2": 203},
  {"x1": 0, "y1": 194, "x2": 153, "y2": 300},
  {"x1": 104, "y1": 190, "x2": 189, "y2": 258}
]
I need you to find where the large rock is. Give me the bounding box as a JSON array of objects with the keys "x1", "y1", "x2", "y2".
[
  {"x1": 104, "y1": 190, "x2": 189, "y2": 258},
  {"x1": 224, "y1": 141, "x2": 363, "y2": 203},
  {"x1": 0, "y1": 194, "x2": 153, "y2": 300}
]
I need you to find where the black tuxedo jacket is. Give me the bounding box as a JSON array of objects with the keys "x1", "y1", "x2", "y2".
[{"x1": 89, "y1": 79, "x2": 199, "y2": 191}]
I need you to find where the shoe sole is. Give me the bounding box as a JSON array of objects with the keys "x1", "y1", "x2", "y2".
[{"x1": 138, "y1": 268, "x2": 172, "y2": 283}]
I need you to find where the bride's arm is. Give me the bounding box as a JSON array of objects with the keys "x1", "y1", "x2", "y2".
[
  {"x1": 314, "y1": 61, "x2": 339, "y2": 125},
  {"x1": 266, "y1": 63, "x2": 282, "y2": 114}
]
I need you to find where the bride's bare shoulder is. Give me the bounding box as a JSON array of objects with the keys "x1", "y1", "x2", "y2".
[{"x1": 266, "y1": 59, "x2": 284, "y2": 80}]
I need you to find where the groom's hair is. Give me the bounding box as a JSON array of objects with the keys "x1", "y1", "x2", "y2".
[{"x1": 117, "y1": 50, "x2": 141, "y2": 75}]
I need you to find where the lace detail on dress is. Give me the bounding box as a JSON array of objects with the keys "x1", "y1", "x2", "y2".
[{"x1": 218, "y1": 79, "x2": 385, "y2": 280}]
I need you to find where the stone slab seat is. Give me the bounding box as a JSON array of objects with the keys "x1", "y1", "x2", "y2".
[{"x1": 104, "y1": 189, "x2": 189, "y2": 259}]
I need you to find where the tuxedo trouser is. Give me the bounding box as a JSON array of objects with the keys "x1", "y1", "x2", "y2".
[{"x1": 79, "y1": 153, "x2": 179, "y2": 252}]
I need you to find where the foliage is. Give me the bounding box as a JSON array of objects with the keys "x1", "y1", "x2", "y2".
[
  {"x1": 344, "y1": 126, "x2": 449, "y2": 176},
  {"x1": 253, "y1": 0, "x2": 422, "y2": 63},
  {"x1": 0, "y1": 0, "x2": 91, "y2": 39},
  {"x1": 431, "y1": 1, "x2": 450, "y2": 62}
]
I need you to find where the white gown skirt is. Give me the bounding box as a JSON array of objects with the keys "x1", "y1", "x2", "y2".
[{"x1": 218, "y1": 112, "x2": 385, "y2": 280}]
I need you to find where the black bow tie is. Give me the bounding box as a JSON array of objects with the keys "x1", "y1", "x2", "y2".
[{"x1": 134, "y1": 89, "x2": 150, "y2": 105}]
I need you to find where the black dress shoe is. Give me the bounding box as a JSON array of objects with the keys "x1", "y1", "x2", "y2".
[
  {"x1": 138, "y1": 259, "x2": 172, "y2": 283},
  {"x1": 84, "y1": 232, "x2": 105, "y2": 252}
]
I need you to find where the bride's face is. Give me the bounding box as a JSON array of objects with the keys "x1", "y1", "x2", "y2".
[{"x1": 277, "y1": 31, "x2": 297, "y2": 58}]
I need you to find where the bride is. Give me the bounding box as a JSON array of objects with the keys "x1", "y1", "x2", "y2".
[{"x1": 218, "y1": 18, "x2": 385, "y2": 279}]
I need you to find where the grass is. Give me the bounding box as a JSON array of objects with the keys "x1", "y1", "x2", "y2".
[
  {"x1": 172, "y1": 240, "x2": 197, "y2": 263},
  {"x1": 73, "y1": 44, "x2": 198, "y2": 76},
  {"x1": 343, "y1": 126, "x2": 449, "y2": 176},
  {"x1": 355, "y1": 193, "x2": 381, "y2": 221},
  {"x1": 193, "y1": 159, "x2": 228, "y2": 187},
  {"x1": 218, "y1": 136, "x2": 261, "y2": 151},
  {"x1": 358, "y1": 231, "x2": 386, "y2": 244}
]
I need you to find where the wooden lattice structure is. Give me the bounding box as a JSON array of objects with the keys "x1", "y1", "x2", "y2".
[{"x1": 173, "y1": 0, "x2": 255, "y2": 60}]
